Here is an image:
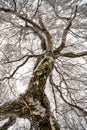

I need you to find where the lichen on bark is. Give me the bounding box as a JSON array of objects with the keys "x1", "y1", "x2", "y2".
[{"x1": 0, "y1": 55, "x2": 60, "y2": 130}]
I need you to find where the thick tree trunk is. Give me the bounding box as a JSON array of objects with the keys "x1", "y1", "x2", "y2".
[
  {"x1": 0, "y1": 55, "x2": 60, "y2": 130},
  {"x1": 24, "y1": 56, "x2": 60, "y2": 130}
]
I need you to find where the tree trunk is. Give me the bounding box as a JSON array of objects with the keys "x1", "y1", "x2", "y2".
[{"x1": 0, "y1": 55, "x2": 60, "y2": 130}]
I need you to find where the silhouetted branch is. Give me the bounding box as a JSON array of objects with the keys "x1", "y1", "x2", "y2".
[
  {"x1": 0, "y1": 8, "x2": 13, "y2": 12},
  {"x1": 54, "y1": 6, "x2": 77, "y2": 54},
  {"x1": 54, "y1": 9, "x2": 71, "y2": 21},
  {"x1": 17, "y1": 14, "x2": 42, "y2": 31},
  {"x1": 13, "y1": 0, "x2": 17, "y2": 11},
  {"x1": 0, "y1": 6, "x2": 50, "y2": 53},
  {"x1": 70, "y1": 30, "x2": 87, "y2": 40},
  {"x1": 26, "y1": 24, "x2": 46, "y2": 52},
  {"x1": 39, "y1": 17, "x2": 52, "y2": 52},
  {"x1": 0, "y1": 54, "x2": 44, "y2": 81},
  {"x1": 4, "y1": 54, "x2": 43, "y2": 63},
  {"x1": 0, "y1": 56, "x2": 29, "y2": 81},
  {"x1": 32, "y1": 0, "x2": 42, "y2": 19},
  {"x1": 0, "y1": 7, "x2": 42, "y2": 32},
  {"x1": 50, "y1": 75, "x2": 87, "y2": 116},
  {"x1": 0, "y1": 116, "x2": 16, "y2": 130},
  {"x1": 61, "y1": 51, "x2": 87, "y2": 58}
]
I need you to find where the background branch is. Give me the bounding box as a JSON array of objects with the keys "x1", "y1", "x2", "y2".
[
  {"x1": 13, "y1": 0, "x2": 17, "y2": 12},
  {"x1": 53, "y1": 6, "x2": 77, "y2": 55},
  {"x1": 39, "y1": 17, "x2": 52, "y2": 52},
  {"x1": 50, "y1": 75, "x2": 87, "y2": 115},
  {"x1": 61, "y1": 51, "x2": 87, "y2": 58},
  {"x1": 0, "y1": 116, "x2": 16, "y2": 130}
]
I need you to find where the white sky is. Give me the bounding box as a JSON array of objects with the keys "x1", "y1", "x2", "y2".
[
  {"x1": 0, "y1": 0, "x2": 87, "y2": 129},
  {"x1": 79, "y1": 0, "x2": 87, "y2": 5}
]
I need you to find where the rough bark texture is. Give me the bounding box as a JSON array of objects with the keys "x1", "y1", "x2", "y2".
[
  {"x1": 0, "y1": 0, "x2": 87, "y2": 130},
  {"x1": 0, "y1": 55, "x2": 60, "y2": 130},
  {"x1": 23, "y1": 56, "x2": 54, "y2": 129}
]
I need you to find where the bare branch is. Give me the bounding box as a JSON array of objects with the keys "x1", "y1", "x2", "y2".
[
  {"x1": 17, "y1": 14, "x2": 53, "y2": 53},
  {"x1": 50, "y1": 75, "x2": 87, "y2": 116},
  {"x1": 50, "y1": 74, "x2": 57, "y2": 110},
  {"x1": 0, "y1": 7, "x2": 48, "y2": 53},
  {"x1": 0, "y1": 2, "x2": 87, "y2": 129},
  {"x1": 0, "y1": 8, "x2": 13, "y2": 12},
  {"x1": 4, "y1": 55, "x2": 30, "y2": 64},
  {"x1": 0, "y1": 116, "x2": 16, "y2": 130},
  {"x1": 53, "y1": 5, "x2": 77, "y2": 54},
  {"x1": 27, "y1": 24, "x2": 46, "y2": 51},
  {"x1": 0, "y1": 54, "x2": 43, "y2": 81},
  {"x1": 0, "y1": 0, "x2": 17, "y2": 12},
  {"x1": 0, "y1": 7, "x2": 42, "y2": 32},
  {"x1": 61, "y1": 51, "x2": 87, "y2": 58},
  {"x1": 13, "y1": 0, "x2": 17, "y2": 11},
  {"x1": 54, "y1": 9, "x2": 71, "y2": 21},
  {"x1": 17, "y1": 14, "x2": 42, "y2": 31},
  {"x1": 32, "y1": 0, "x2": 42, "y2": 19},
  {"x1": 0, "y1": 56, "x2": 29, "y2": 81},
  {"x1": 39, "y1": 17, "x2": 52, "y2": 53},
  {"x1": 70, "y1": 30, "x2": 87, "y2": 40}
]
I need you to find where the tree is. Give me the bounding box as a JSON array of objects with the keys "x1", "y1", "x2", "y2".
[{"x1": 0, "y1": 0, "x2": 87, "y2": 130}]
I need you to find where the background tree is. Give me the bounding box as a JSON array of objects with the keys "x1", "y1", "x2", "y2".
[{"x1": 0, "y1": 0, "x2": 87, "y2": 130}]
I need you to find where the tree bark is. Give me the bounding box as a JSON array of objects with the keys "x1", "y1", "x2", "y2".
[
  {"x1": 0, "y1": 55, "x2": 60, "y2": 130},
  {"x1": 24, "y1": 55, "x2": 60, "y2": 130}
]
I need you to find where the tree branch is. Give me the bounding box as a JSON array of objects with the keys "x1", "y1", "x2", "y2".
[
  {"x1": 32, "y1": 0, "x2": 42, "y2": 19},
  {"x1": 0, "y1": 7, "x2": 42, "y2": 31},
  {"x1": 0, "y1": 56, "x2": 29, "y2": 81},
  {"x1": 54, "y1": 9, "x2": 71, "y2": 21},
  {"x1": 0, "y1": 8, "x2": 13, "y2": 12},
  {"x1": 4, "y1": 54, "x2": 43, "y2": 63},
  {"x1": 13, "y1": 0, "x2": 17, "y2": 11},
  {"x1": 0, "y1": 116, "x2": 16, "y2": 130},
  {"x1": 0, "y1": 7, "x2": 47, "y2": 53},
  {"x1": 0, "y1": 55, "x2": 55, "y2": 130},
  {"x1": 17, "y1": 14, "x2": 42, "y2": 31},
  {"x1": 26, "y1": 24, "x2": 46, "y2": 52},
  {"x1": 18, "y1": 15, "x2": 51, "y2": 53},
  {"x1": 0, "y1": 54, "x2": 44, "y2": 81},
  {"x1": 53, "y1": 5, "x2": 77, "y2": 55},
  {"x1": 39, "y1": 17, "x2": 52, "y2": 53},
  {"x1": 4, "y1": 55, "x2": 29, "y2": 63},
  {"x1": 49, "y1": 75, "x2": 87, "y2": 115},
  {"x1": 61, "y1": 51, "x2": 87, "y2": 58}
]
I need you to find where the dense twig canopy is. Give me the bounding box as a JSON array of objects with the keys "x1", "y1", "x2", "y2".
[{"x1": 0, "y1": 0, "x2": 87, "y2": 130}]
